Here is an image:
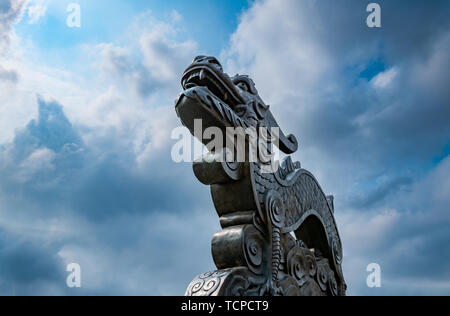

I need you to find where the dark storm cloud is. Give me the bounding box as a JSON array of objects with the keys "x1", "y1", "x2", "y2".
[
  {"x1": 351, "y1": 176, "x2": 413, "y2": 209},
  {"x1": 0, "y1": 96, "x2": 215, "y2": 295},
  {"x1": 344, "y1": 163, "x2": 450, "y2": 296},
  {"x1": 226, "y1": 0, "x2": 450, "y2": 165},
  {"x1": 304, "y1": 0, "x2": 450, "y2": 62},
  {"x1": 0, "y1": 239, "x2": 62, "y2": 284},
  {"x1": 12, "y1": 97, "x2": 82, "y2": 157},
  {"x1": 1, "y1": 97, "x2": 208, "y2": 221},
  {"x1": 225, "y1": 0, "x2": 450, "y2": 295},
  {"x1": 0, "y1": 230, "x2": 66, "y2": 295}
]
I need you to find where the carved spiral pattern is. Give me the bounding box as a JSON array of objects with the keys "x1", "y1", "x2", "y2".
[
  {"x1": 328, "y1": 271, "x2": 339, "y2": 296},
  {"x1": 283, "y1": 245, "x2": 344, "y2": 296},
  {"x1": 191, "y1": 280, "x2": 205, "y2": 294},
  {"x1": 331, "y1": 237, "x2": 342, "y2": 265},
  {"x1": 246, "y1": 241, "x2": 262, "y2": 266},
  {"x1": 317, "y1": 264, "x2": 329, "y2": 291},
  {"x1": 204, "y1": 279, "x2": 219, "y2": 292},
  {"x1": 186, "y1": 268, "x2": 266, "y2": 297},
  {"x1": 223, "y1": 274, "x2": 250, "y2": 297},
  {"x1": 221, "y1": 149, "x2": 243, "y2": 181},
  {"x1": 243, "y1": 226, "x2": 265, "y2": 275},
  {"x1": 264, "y1": 190, "x2": 285, "y2": 228},
  {"x1": 254, "y1": 165, "x2": 346, "y2": 290},
  {"x1": 186, "y1": 270, "x2": 229, "y2": 296},
  {"x1": 290, "y1": 261, "x2": 307, "y2": 287},
  {"x1": 286, "y1": 247, "x2": 317, "y2": 287}
]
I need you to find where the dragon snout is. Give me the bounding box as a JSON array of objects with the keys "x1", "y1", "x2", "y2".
[{"x1": 192, "y1": 56, "x2": 223, "y2": 72}]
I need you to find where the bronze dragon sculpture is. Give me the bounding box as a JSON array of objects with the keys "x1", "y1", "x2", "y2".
[{"x1": 175, "y1": 56, "x2": 346, "y2": 296}]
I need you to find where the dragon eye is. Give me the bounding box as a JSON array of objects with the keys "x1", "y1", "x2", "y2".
[
  {"x1": 207, "y1": 58, "x2": 223, "y2": 71},
  {"x1": 237, "y1": 82, "x2": 249, "y2": 92}
]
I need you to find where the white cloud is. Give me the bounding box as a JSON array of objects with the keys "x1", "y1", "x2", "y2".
[
  {"x1": 139, "y1": 23, "x2": 197, "y2": 84},
  {"x1": 339, "y1": 209, "x2": 400, "y2": 254},
  {"x1": 170, "y1": 10, "x2": 182, "y2": 23},
  {"x1": 223, "y1": 0, "x2": 331, "y2": 103},
  {"x1": 0, "y1": 0, "x2": 29, "y2": 54},
  {"x1": 371, "y1": 67, "x2": 398, "y2": 89}
]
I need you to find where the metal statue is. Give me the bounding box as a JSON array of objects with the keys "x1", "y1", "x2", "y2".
[{"x1": 175, "y1": 56, "x2": 346, "y2": 296}]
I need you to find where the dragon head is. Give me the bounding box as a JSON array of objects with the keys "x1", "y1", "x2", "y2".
[{"x1": 175, "y1": 56, "x2": 298, "y2": 156}]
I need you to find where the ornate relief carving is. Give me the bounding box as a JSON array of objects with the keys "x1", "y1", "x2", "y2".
[{"x1": 175, "y1": 56, "x2": 346, "y2": 296}]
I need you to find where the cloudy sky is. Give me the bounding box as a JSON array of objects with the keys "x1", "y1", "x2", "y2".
[{"x1": 0, "y1": 0, "x2": 449, "y2": 296}]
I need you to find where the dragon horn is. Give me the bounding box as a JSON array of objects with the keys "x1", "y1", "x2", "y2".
[{"x1": 265, "y1": 111, "x2": 298, "y2": 154}]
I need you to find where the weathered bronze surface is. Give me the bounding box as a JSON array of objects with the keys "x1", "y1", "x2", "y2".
[{"x1": 175, "y1": 56, "x2": 346, "y2": 296}]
